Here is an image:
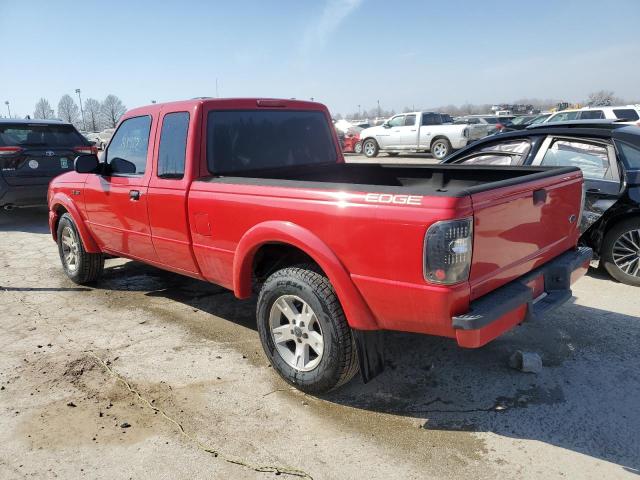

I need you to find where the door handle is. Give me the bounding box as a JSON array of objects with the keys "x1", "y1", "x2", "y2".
[
  {"x1": 129, "y1": 190, "x2": 141, "y2": 201},
  {"x1": 587, "y1": 188, "x2": 601, "y2": 193}
]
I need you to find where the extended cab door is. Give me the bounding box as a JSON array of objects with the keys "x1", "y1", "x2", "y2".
[
  {"x1": 532, "y1": 136, "x2": 623, "y2": 233},
  {"x1": 147, "y1": 109, "x2": 202, "y2": 276},
  {"x1": 84, "y1": 115, "x2": 158, "y2": 261},
  {"x1": 418, "y1": 113, "x2": 441, "y2": 148}
]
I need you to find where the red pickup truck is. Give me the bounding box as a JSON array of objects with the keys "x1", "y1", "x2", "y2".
[{"x1": 48, "y1": 98, "x2": 591, "y2": 393}]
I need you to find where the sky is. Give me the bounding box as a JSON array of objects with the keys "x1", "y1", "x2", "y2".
[{"x1": 1, "y1": 0, "x2": 639, "y2": 118}]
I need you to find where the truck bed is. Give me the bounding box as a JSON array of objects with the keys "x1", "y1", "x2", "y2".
[{"x1": 202, "y1": 163, "x2": 578, "y2": 196}]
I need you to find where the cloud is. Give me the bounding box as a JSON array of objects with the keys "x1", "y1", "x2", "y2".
[{"x1": 299, "y1": 0, "x2": 363, "y2": 55}]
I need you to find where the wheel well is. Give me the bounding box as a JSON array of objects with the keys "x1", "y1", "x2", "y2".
[
  {"x1": 430, "y1": 135, "x2": 450, "y2": 148},
  {"x1": 253, "y1": 243, "x2": 324, "y2": 283},
  {"x1": 589, "y1": 211, "x2": 640, "y2": 253},
  {"x1": 51, "y1": 204, "x2": 68, "y2": 240}
]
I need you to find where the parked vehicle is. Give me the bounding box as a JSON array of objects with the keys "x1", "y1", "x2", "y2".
[
  {"x1": 95, "y1": 128, "x2": 115, "y2": 150},
  {"x1": 82, "y1": 131, "x2": 102, "y2": 146},
  {"x1": 48, "y1": 98, "x2": 590, "y2": 393},
  {"x1": 500, "y1": 115, "x2": 539, "y2": 131},
  {"x1": 442, "y1": 120, "x2": 640, "y2": 286},
  {"x1": 545, "y1": 106, "x2": 640, "y2": 126},
  {"x1": 0, "y1": 119, "x2": 96, "y2": 209},
  {"x1": 342, "y1": 131, "x2": 362, "y2": 154},
  {"x1": 359, "y1": 112, "x2": 486, "y2": 160},
  {"x1": 454, "y1": 115, "x2": 514, "y2": 136}
]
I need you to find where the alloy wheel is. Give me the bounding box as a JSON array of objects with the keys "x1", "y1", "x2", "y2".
[
  {"x1": 61, "y1": 226, "x2": 79, "y2": 272},
  {"x1": 612, "y1": 228, "x2": 640, "y2": 277},
  {"x1": 269, "y1": 295, "x2": 324, "y2": 372}
]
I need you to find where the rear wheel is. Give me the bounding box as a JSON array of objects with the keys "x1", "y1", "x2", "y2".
[
  {"x1": 257, "y1": 266, "x2": 359, "y2": 393},
  {"x1": 431, "y1": 138, "x2": 451, "y2": 160},
  {"x1": 57, "y1": 213, "x2": 104, "y2": 284},
  {"x1": 601, "y1": 218, "x2": 640, "y2": 286},
  {"x1": 362, "y1": 139, "x2": 379, "y2": 158}
]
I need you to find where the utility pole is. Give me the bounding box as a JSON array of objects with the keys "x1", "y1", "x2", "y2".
[
  {"x1": 357, "y1": 104, "x2": 361, "y2": 118},
  {"x1": 377, "y1": 99, "x2": 380, "y2": 118},
  {"x1": 4, "y1": 101, "x2": 10, "y2": 118},
  {"x1": 75, "y1": 89, "x2": 86, "y2": 131}
]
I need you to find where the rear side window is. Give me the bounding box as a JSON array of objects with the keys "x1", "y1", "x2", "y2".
[
  {"x1": 541, "y1": 139, "x2": 613, "y2": 180},
  {"x1": 157, "y1": 112, "x2": 189, "y2": 179},
  {"x1": 0, "y1": 123, "x2": 84, "y2": 147},
  {"x1": 106, "y1": 116, "x2": 151, "y2": 175},
  {"x1": 579, "y1": 110, "x2": 605, "y2": 120},
  {"x1": 616, "y1": 141, "x2": 640, "y2": 168},
  {"x1": 613, "y1": 109, "x2": 640, "y2": 121},
  {"x1": 404, "y1": 114, "x2": 416, "y2": 126},
  {"x1": 421, "y1": 113, "x2": 440, "y2": 126},
  {"x1": 207, "y1": 110, "x2": 337, "y2": 174}
]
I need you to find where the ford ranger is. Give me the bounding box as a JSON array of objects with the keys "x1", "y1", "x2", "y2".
[
  {"x1": 359, "y1": 111, "x2": 487, "y2": 160},
  {"x1": 48, "y1": 98, "x2": 591, "y2": 393}
]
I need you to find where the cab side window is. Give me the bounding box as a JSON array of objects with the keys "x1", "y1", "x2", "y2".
[
  {"x1": 157, "y1": 112, "x2": 189, "y2": 179},
  {"x1": 106, "y1": 116, "x2": 151, "y2": 175},
  {"x1": 387, "y1": 115, "x2": 405, "y2": 127},
  {"x1": 540, "y1": 139, "x2": 613, "y2": 180}
]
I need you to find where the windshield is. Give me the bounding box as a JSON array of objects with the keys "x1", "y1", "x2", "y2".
[
  {"x1": 207, "y1": 110, "x2": 337, "y2": 174},
  {"x1": 0, "y1": 123, "x2": 85, "y2": 147}
]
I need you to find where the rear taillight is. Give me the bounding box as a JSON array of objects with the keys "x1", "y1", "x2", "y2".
[
  {"x1": 0, "y1": 146, "x2": 23, "y2": 156},
  {"x1": 463, "y1": 127, "x2": 470, "y2": 138},
  {"x1": 74, "y1": 146, "x2": 98, "y2": 155},
  {"x1": 424, "y1": 217, "x2": 473, "y2": 285}
]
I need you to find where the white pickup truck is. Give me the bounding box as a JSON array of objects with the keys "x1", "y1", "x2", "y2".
[{"x1": 359, "y1": 111, "x2": 486, "y2": 160}]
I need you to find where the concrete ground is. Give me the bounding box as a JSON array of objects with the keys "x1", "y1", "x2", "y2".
[{"x1": 1, "y1": 208, "x2": 639, "y2": 480}]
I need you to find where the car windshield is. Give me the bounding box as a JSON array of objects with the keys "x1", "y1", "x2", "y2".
[
  {"x1": 529, "y1": 114, "x2": 550, "y2": 124},
  {"x1": 482, "y1": 117, "x2": 500, "y2": 124},
  {"x1": 0, "y1": 123, "x2": 85, "y2": 147}
]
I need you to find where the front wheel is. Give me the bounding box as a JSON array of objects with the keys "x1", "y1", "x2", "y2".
[
  {"x1": 431, "y1": 138, "x2": 452, "y2": 160},
  {"x1": 601, "y1": 218, "x2": 640, "y2": 286},
  {"x1": 362, "y1": 139, "x2": 379, "y2": 158},
  {"x1": 57, "y1": 213, "x2": 104, "y2": 284},
  {"x1": 257, "y1": 266, "x2": 359, "y2": 393}
]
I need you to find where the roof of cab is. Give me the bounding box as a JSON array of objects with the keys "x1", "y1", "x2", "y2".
[
  {"x1": 0, "y1": 118, "x2": 69, "y2": 125},
  {"x1": 125, "y1": 98, "x2": 327, "y2": 117}
]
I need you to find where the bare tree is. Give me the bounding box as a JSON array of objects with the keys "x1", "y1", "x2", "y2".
[
  {"x1": 34, "y1": 98, "x2": 53, "y2": 119},
  {"x1": 586, "y1": 90, "x2": 621, "y2": 107},
  {"x1": 100, "y1": 94, "x2": 126, "y2": 128},
  {"x1": 84, "y1": 98, "x2": 102, "y2": 132},
  {"x1": 57, "y1": 95, "x2": 80, "y2": 125}
]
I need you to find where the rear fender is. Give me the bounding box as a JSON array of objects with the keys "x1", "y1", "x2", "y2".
[
  {"x1": 233, "y1": 220, "x2": 379, "y2": 331},
  {"x1": 49, "y1": 192, "x2": 100, "y2": 253}
]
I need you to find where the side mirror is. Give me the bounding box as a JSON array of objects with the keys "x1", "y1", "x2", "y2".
[
  {"x1": 74, "y1": 154, "x2": 100, "y2": 174},
  {"x1": 382, "y1": 122, "x2": 390, "y2": 128}
]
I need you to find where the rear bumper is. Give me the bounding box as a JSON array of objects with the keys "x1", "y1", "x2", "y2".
[
  {"x1": 0, "y1": 178, "x2": 49, "y2": 207},
  {"x1": 452, "y1": 247, "x2": 592, "y2": 348}
]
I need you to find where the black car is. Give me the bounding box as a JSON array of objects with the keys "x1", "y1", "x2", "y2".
[
  {"x1": 0, "y1": 119, "x2": 94, "y2": 209},
  {"x1": 442, "y1": 120, "x2": 640, "y2": 286}
]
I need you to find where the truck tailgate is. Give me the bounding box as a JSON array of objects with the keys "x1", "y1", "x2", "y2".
[{"x1": 468, "y1": 168, "x2": 583, "y2": 300}]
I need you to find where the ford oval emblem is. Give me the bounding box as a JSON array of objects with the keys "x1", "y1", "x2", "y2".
[{"x1": 45, "y1": 150, "x2": 55, "y2": 157}]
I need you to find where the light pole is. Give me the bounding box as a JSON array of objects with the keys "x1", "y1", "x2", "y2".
[
  {"x1": 75, "y1": 89, "x2": 86, "y2": 131},
  {"x1": 357, "y1": 104, "x2": 361, "y2": 118},
  {"x1": 377, "y1": 99, "x2": 380, "y2": 118},
  {"x1": 4, "y1": 101, "x2": 10, "y2": 118}
]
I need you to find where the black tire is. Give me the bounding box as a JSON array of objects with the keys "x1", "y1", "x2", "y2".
[
  {"x1": 257, "y1": 266, "x2": 359, "y2": 393},
  {"x1": 387, "y1": 152, "x2": 399, "y2": 157},
  {"x1": 362, "y1": 138, "x2": 379, "y2": 158},
  {"x1": 601, "y1": 217, "x2": 640, "y2": 286},
  {"x1": 57, "y1": 213, "x2": 104, "y2": 284},
  {"x1": 431, "y1": 138, "x2": 452, "y2": 160},
  {"x1": 353, "y1": 141, "x2": 362, "y2": 154}
]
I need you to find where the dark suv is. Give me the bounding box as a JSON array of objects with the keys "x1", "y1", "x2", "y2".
[
  {"x1": 442, "y1": 120, "x2": 640, "y2": 286},
  {"x1": 0, "y1": 119, "x2": 95, "y2": 210}
]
